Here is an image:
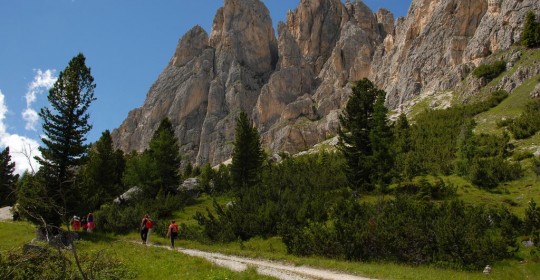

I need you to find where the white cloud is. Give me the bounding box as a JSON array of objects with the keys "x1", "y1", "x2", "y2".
[
  {"x1": 22, "y1": 108, "x2": 39, "y2": 131},
  {"x1": 23, "y1": 69, "x2": 57, "y2": 131},
  {"x1": 0, "y1": 90, "x2": 41, "y2": 175}
]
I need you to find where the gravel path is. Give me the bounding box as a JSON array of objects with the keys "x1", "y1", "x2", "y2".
[
  {"x1": 150, "y1": 243, "x2": 375, "y2": 280},
  {"x1": 0, "y1": 206, "x2": 12, "y2": 221}
]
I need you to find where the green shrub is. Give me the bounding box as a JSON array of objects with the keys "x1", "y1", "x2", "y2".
[
  {"x1": 284, "y1": 197, "x2": 519, "y2": 270},
  {"x1": 524, "y1": 199, "x2": 540, "y2": 234},
  {"x1": 394, "y1": 178, "x2": 457, "y2": 200},
  {"x1": 195, "y1": 152, "x2": 349, "y2": 242},
  {"x1": 508, "y1": 99, "x2": 540, "y2": 139},
  {"x1": 497, "y1": 118, "x2": 514, "y2": 128},
  {"x1": 472, "y1": 61, "x2": 507, "y2": 82},
  {"x1": 513, "y1": 150, "x2": 534, "y2": 161},
  {"x1": 95, "y1": 192, "x2": 192, "y2": 234},
  {"x1": 469, "y1": 157, "x2": 522, "y2": 189}
]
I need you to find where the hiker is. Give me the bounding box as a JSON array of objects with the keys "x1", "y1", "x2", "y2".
[
  {"x1": 145, "y1": 215, "x2": 154, "y2": 244},
  {"x1": 166, "y1": 220, "x2": 179, "y2": 248},
  {"x1": 81, "y1": 216, "x2": 88, "y2": 231},
  {"x1": 141, "y1": 214, "x2": 153, "y2": 244},
  {"x1": 87, "y1": 213, "x2": 95, "y2": 233},
  {"x1": 71, "y1": 216, "x2": 81, "y2": 231}
]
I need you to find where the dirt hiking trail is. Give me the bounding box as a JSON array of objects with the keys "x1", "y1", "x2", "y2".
[{"x1": 149, "y1": 243, "x2": 376, "y2": 280}]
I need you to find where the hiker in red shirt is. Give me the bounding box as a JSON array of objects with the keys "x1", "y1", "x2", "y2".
[
  {"x1": 166, "y1": 220, "x2": 179, "y2": 249},
  {"x1": 140, "y1": 214, "x2": 153, "y2": 244},
  {"x1": 70, "y1": 216, "x2": 81, "y2": 231}
]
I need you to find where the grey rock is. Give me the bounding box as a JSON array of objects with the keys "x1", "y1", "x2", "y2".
[
  {"x1": 531, "y1": 83, "x2": 540, "y2": 99},
  {"x1": 114, "y1": 187, "x2": 141, "y2": 204},
  {"x1": 498, "y1": 65, "x2": 540, "y2": 93},
  {"x1": 179, "y1": 178, "x2": 200, "y2": 191}
]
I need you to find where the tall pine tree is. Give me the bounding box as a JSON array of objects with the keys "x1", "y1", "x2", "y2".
[
  {"x1": 231, "y1": 111, "x2": 264, "y2": 190},
  {"x1": 338, "y1": 78, "x2": 392, "y2": 192},
  {"x1": 123, "y1": 118, "x2": 181, "y2": 198},
  {"x1": 0, "y1": 147, "x2": 19, "y2": 207},
  {"x1": 522, "y1": 11, "x2": 540, "y2": 48},
  {"x1": 147, "y1": 118, "x2": 181, "y2": 196},
  {"x1": 79, "y1": 130, "x2": 125, "y2": 213},
  {"x1": 35, "y1": 53, "x2": 96, "y2": 225},
  {"x1": 370, "y1": 92, "x2": 394, "y2": 188},
  {"x1": 392, "y1": 113, "x2": 415, "y2": 179}
]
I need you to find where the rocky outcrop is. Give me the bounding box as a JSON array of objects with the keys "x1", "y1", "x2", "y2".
[
  {"x1": 113, "y1": 0, "x2": 277, "y2": 164},
  {"x1": 531, "y1": 84, "x2": 540, "y2": 99},
  {"x1": 112, "y1": 0, "x2": 540, "y2": 166},
  {"x1": 498, "y1": 65, "x2": 540, "y2": 93},
  {"x1": 373, "y1": 0, "x2": 540, "y2": 107},
  {"x1": 257, "y1": 0, "x2": 385, "y2": 155}
]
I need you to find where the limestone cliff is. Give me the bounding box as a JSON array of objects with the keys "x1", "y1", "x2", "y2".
[{"x1": 112, "y1": 0, "x2": 540, "y2": 166}]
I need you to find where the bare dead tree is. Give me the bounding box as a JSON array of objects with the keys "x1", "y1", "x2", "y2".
[{"x1": 15, "y1": 140, "x2": 37, "y2": 175}]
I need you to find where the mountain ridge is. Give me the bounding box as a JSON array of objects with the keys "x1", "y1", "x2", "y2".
[{"x1": 111, "y1": 0, "x2": 540, "y2": 166}]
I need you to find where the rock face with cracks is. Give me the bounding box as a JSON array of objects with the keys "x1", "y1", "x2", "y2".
[{"x1": 112, "y1": 0, "x2": 540, "y2": 166}]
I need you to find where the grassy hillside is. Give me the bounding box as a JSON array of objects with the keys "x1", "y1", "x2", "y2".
[{"x1": 389, "y1": 47, "x2": 540, "y2": 216}]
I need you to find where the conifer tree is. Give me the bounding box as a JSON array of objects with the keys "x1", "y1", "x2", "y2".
[
  {"x1": 79, "y1": 130, "x2": 125, "y2": 213},
  {"x1": 338, "y1": 78, "x2": 392, "y2": 192},
  {"x1": 0, "y1": 147, "x2": 19, "y2": 207},
  {"x1": 231, "y1": 111, "x2": 264, "y2": 190},
  {"x1": 392, "y1": 114, "x2": 414, "y2": 179},
  {"x1": 34, "y1": 53, "x2": 96, "y2": 224},
  {"x1": 524, "y1": 199, "x2": 540, "y2": 234},
  {"x1": 522, "y1": 11, "x2": 540, "y2": 48},
  {"x1": 370, "y1": 92, "x2": 393, "y2": 187},
  {"x1": 147, "y1": 118, "x2": 181, "y2": 195},
  {"x1": 123, "y1": 118, "x2": 181, "y2": 198}
]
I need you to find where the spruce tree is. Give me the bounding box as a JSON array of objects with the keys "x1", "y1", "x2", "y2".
[
  {"x1": 0, "y1": 147, "x2": 19, "y2": 207},
  {"x1": 392, "y1": 114, "x2": 415, "y2": 179},
  {"x1": 231, "y1": 111, "x2": 264, "y2": 190},
  {"x1": 79, "y1": 130, "x2": 125, "y2": 213},
  {"x1": 35, "y1": 53, "x2": 96, "y2": 225},
  {"x1": 147, "y1": 118, "x2": 181, "y2": 196},
  {"x1": 522, "y1": 11, "x2": 540, "y2": 48},
  {"x1": 524, "y1": 199, "x2": 540, "y2": 234},
  {"x1": 338, "y1": 78, "x2": 392, "y2": 192},
  {"x1": 370, "y1": 92, "x2": 393, "y2": 187}
]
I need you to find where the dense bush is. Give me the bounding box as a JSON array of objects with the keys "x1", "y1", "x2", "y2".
[
  {"x1": 472, "y1": 61, "x2": 507, "y2": 82},
  {"x1": 284, "y1": 196, "x2": 520, "y2": 270},
  {"x1": 468, "y1": 157, "x2": 522, "y2": 189},
  {"x1": 406, "y1": 91, "x2": 509, "y2": 176},
  {"x1": 393, "y1": 177, "x2": 457, "y2": 200},
  {"x1": 195, "y1": 152, "x2": 348, "y2": 242},
  {"x1": 95, "y1": 192, "x2": 192, "y2": 234},
  {"x1": 455, "y1": 131, "x2": 522, "y2": 188},
  {"x1": 508, "y1": 99, "x2": 540, "y2": 139}
]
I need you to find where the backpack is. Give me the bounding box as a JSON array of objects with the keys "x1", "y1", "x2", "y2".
[{"x1": 146, "y1": 219, "x2": 154, "y2": 229}]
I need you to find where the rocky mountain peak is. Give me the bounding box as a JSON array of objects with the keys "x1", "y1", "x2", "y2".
[
  {"x1": 171, "y1": 25, "x2": 209, "y2": 68},
  {"x1": 112, "y1": 0, "x2": 540, "y2": 167},
  {"x1": 210, "y1": 0, "x2": 277, "y2": 76}
]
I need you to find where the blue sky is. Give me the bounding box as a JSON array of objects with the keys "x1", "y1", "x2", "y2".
[{"x1": 0, "y1": 0, "x2": 411, "y2": 174}]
